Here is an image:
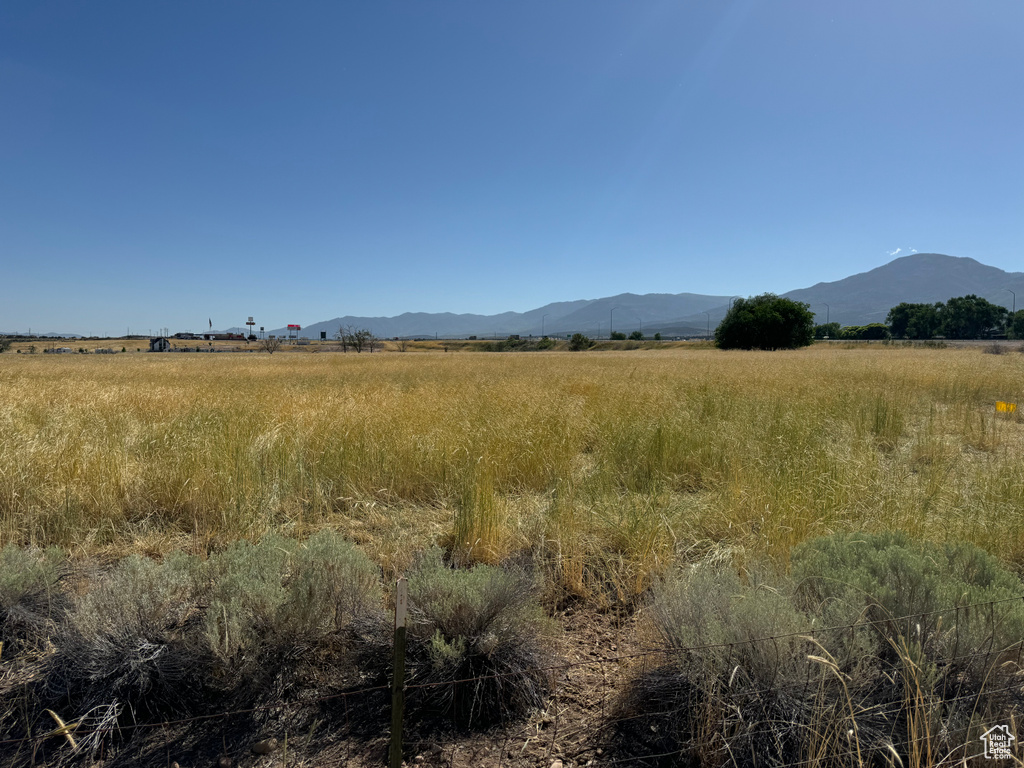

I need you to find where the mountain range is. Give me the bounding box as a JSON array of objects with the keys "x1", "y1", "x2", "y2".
[
  {"x1": 268, "y1": 254, "x2": 1024, "y2": 340},
  {"x1": 7, "y1": 254, "x2": 1020, "y2": 339}
]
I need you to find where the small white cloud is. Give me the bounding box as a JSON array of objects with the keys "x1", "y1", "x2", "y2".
[
  {"x1": 887, "y1": 248, "x2": 902, "y2": 257},
  {"x1": 909, "y1": 248, "x2": 918, "y2": 253}
]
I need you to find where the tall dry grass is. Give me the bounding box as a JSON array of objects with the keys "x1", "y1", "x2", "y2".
[{"x1": 1, "y1": 346, "x2": 1023, "y2": 599}]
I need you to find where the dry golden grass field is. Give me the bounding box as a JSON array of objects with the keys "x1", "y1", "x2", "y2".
[{"x1": 2, "y1": 343, "x2": 1023, "y2": 604}]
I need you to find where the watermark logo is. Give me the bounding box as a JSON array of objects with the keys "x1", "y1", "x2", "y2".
[{"x1": 981, "y1": 724, "x2": 1015, "y2": 760}]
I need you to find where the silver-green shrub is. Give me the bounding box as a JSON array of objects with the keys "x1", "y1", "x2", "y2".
[
  {"x1": 49, "y1": 551, "x2": 206, "y2": 718},
  {"x1": 617, "y1": 534, "x2": 1024, "y2": 768},
  {"x1": 402, "y1": 547, "x2": 554, "y2": 729},
  {"x1": 0, "y1": 545, "x2": 66, "y2": 655}
]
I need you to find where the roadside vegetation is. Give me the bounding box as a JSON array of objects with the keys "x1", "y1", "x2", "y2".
[
  {"x1": 2, "y1": 346, "x2": 1024, "y2": 764},
  {"x1": 2, "y1": 346, "x2": 1023, "y2": 588},
  {"x1": 616, "y1": 532, "x2": 1024, "y2": 766},
  {"x1": 3, "y1": 530, "x2": 1021, "y2": 766},
  {"x1": 0, "y1": 535, "x2": 553, "y2": 763}
]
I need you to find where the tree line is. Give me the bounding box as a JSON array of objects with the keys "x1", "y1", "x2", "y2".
[
  {"x1": 884, "y1": 296, "x2": 1022, "y2": 340},
  {"x1": 821, "y1": 295, "x2": 1022, "y2": 341},
  {"x1": 716, "y1": 293, "x2": 1023, "y2": 350}
]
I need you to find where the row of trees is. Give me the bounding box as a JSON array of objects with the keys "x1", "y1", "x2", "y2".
[
  {"x1": 265, "y1": 295, "x2": 1022, "y2": 355},
  {"x1": 715, "y1": 293, "x2": 1023, "y2": 350},
  {"x1": 816, "y1": 323, "x2": 890, "y2": 341},
  {"x1": 610, "y1": 330, "x2": 663, "y2": 341},
  {"x1": 887, "y1": 296, "x2": 1023, "y2": 340},
  {"x1": 261, "y1": 326, "x2": 381, "y2": 354}
]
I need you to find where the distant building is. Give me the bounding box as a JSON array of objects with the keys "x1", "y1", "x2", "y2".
[{"x1": 149, "y1": 337, "x2": 171, "y2": 352}]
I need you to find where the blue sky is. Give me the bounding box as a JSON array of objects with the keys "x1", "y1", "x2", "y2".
[{"x1": 2, "y1": 1, "x2": 1022, "y2": 336}]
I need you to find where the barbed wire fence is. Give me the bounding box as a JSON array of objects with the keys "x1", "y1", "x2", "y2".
[{"x1": 3, "y1": 595, "x2": 1023, "y2": 767}]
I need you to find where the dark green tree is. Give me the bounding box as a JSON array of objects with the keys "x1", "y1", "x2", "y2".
[
  {"x1": 629, "y1": 330, "x2": 644, "y2": 341},
  {"x1": 940, "y1": 295, "x2": 1006, "y2": 339},
  {"x1": 887, "y1": 302, "x2": 941, "y2": 339},
  {"x1": 714, "y1": 294, "x2": 814, "y2": 350},
  {"x1": 568, "y1": 333, "x2": 593, "y2": 351},
  {"x1": 610, "y1": 331, "x2": 626, "y2": 341},
  {"x1": 906, "y1": 304, "x2": 941, "y2": 339},
  {"x1": 1008, "y1": 310, "x2": 1024, "y2": 340},
  {"x1": 860, "y1": 321, "x2": 892, "y2": 339},
  {"x1": 814, "y1": 322, "x2": 840, "y2": 339}
]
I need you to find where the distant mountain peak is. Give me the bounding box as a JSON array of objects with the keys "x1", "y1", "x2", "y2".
[{"x1": 782, "y1": 253, "x2": 1022, "y2": 325}]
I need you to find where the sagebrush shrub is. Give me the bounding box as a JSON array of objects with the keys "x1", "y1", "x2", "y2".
[
  {"x1": 401, "y1": 548, "x2": 554, "y2": 729},
  {"x1": 0, "y1": 545, "x2": 66, "y2": 656},
  {"x1": 792, "y1": 531, "x2": 1024, "y2": 668},
  {"x1": 203, "y1": 535, "x2": 294, "y2": 662},
  {"x1": 617, "y1": 534, "x2": 1024, "y2": 768},
  {"x1": 203, "y1": 531, "x2": 383, "y2": 701},
  {"x1": 652, "y1": 563, "x2": 814, "y2": 686},
  {"x1": 43, "y1": 532, "x2": 383, "y2": 727},
  {"x1": 617, "y1": 563, "x2": 826, "y2": 766},
  {"x1": 204, "y1": 531, "x2": 382, "y2": 654},
  {"x1": 280, "y1": 528, "x2": 383, "y2": 641},
  {"x1": 48, "y1": 552, "x2": 206, "y2": 718}
]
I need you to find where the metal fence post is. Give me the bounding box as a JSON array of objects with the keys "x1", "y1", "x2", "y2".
[{"x1": 389, "y1": 578, "x2": 408, "y2": 768}]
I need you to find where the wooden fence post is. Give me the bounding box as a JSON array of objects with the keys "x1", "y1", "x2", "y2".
[{"x1": 389, "y1": 577, "x2": 408, "y2": 768}]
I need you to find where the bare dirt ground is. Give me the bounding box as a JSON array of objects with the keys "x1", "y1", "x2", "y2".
[{"x1": 407, "y1": 608, "x2": 651, "y2": 768}]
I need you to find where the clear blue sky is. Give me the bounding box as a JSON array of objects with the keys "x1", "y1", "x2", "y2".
[{"x1": 2, "y1": 1, "x2": 1022, "y2": 336}]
